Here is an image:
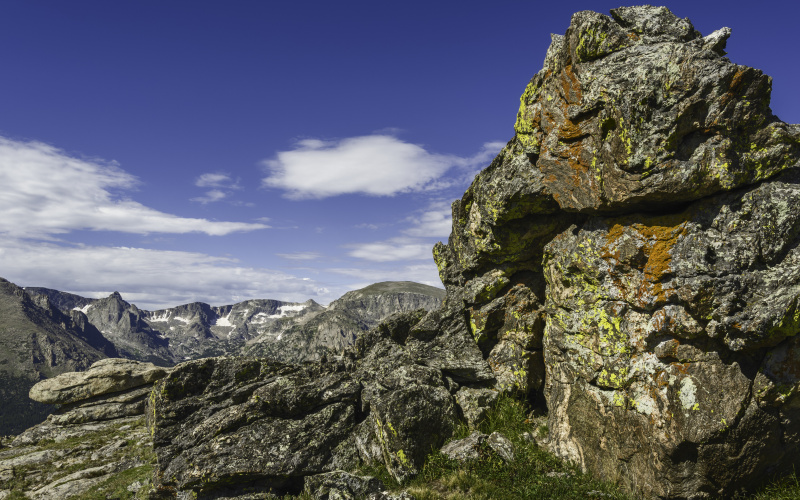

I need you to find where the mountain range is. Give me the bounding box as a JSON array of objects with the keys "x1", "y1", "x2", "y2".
[{"x1": 1, "y1": 279, "x2": 444, "y2": 434}]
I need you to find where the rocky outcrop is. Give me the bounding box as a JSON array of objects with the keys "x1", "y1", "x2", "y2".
[
  {"x1": 0, "y1": 278, "x2": 116, "y2": 435},
  {"x1": 1, "y1": 359, "x2": 168, "y2": 498},
  {"x1": 147, "y1": 309, "x2": 488, "y2": 498},
  {"x1": 28, "y1": 358, "x2": 167, "y2": 405},
  {"x1": 15, "y1": 358, "x2": 169, "y2": 447},
  {"x1": 431, "y1": 5, "x2": 800, "y2": 498}
]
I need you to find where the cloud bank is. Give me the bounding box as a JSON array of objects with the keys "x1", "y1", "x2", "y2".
[
  {"x1": 0, "y1": 238, "x2": 332, "y2": 310},
  {"x1": 0, "y1": 138, "x2": 267, "y2": 238}
]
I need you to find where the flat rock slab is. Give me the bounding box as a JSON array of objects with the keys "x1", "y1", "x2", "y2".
[{"x1": 29, "y1": 358, "x2": 169, "y2": 404}]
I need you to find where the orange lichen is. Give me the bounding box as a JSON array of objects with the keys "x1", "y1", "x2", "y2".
[
  {"x1": 602, "y1": 215, "x2": 688, "y2": 305},
  {"x1": 560, "y1": 65, "x2": 583, "y2": 105}
]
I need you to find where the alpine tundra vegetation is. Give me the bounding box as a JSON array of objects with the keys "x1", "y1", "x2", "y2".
[{"x1": 3, "y1": 5, "x2": 800, "y2": 500}]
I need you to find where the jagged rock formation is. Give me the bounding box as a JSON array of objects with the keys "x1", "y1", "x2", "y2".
[
  {"x1": 25, "y1": 287, "x2": 96, "y2": 314},
  {"x1": 430, "y1": 5, "x2": 800, "y2": 498},
  {"x1": 241, "y1": 281, "x2": 445, "y2": 362},
  {"x1": 80, "y1": 292, "x2": 173, "y2": 366},
  {"x1": 0, "y1": 359, "x2": 168, "y2": 498},
  {"x1": 147, "y1": 309, "x2": 491, "y2": 498},
  {"x1": 0, "y1": 278, "x2": 116, "y2": 435}
]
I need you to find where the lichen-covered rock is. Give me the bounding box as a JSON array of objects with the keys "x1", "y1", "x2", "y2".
[
  {"x1": 29, "y1": 358, "x2": 168, "y2": 405},
  {"x1": 432, "y1": 5, "x2": 800, "y2": 498},
  {"x1": 149, "y1": 315, "x2": 460, "y2": 498}
]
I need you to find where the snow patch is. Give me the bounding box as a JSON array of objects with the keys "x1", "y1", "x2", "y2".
[
  {"x1": 73, "y1": 304, "x2": 93, "y2": 314},
  {"x1": 215, "y1": 311, "x2": 233, "y2": 327},
  {"x1": 148, "y1": 312, "x2": 170, "y2": 322},
  {"x1": 268, "y1": 304, "x2": 307, "y2": 318}
]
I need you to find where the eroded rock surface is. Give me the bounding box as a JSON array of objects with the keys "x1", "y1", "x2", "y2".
[
  {"x1": 148, "y1": 310, "x2": 478, "y2": 497},
  {"x1": 29, "y1": 358, "x2": 168, "y2": 405},
  {"x1": 431, "y1": 5, "x2": 800, "y2": 498}
]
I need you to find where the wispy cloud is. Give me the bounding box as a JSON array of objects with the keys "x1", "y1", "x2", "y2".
[
  {"x1": 327, "y1": 263, "x2": 442, "y2": 289},
  {"x1": 196, "y1": 173, "x2": 239, "y2": 188},
  {"x1": 403, "y1": 200, "x2": 453, "y2": 238},
  {"x1": 261, "y1": 135, "x2": 504, "y2": 199},
  {"x1": 1, "y1": 238, "x2": 332, "y2": 309},
  {"x1": 190, "y1": 189, "x2": 228, "y2": 204},
  {"x1": 0, "y1": 138, "x2": 268, "y2": 238},
  {"x1": 345, "y1": 237, "x2": 433, "y2": 262},
  {"x1": 276, "y1": 252, "x2": 322, "y2": 261},
  {"x1": 192, "y1": 172, "x2": 243, "y2": 204}
]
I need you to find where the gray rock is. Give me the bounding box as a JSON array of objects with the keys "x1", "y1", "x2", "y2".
[
  {"x1": 455, "y1": 387, "x2": 498, "y2": 428},
  {"x1": 440, "y1": 431, "x2": 486, "y2": 462},
  {"x1": 150, "y1": 357, "x2": 361, "y2": 495},
  {"x1": 149, "y1": 310, "x2": 461, "y2": 497},
  {"x1": 487, "y1": 432, "x2": 514, "y2": 462},
  {"x1": 439, "y1": 431, "x2": 514, "y2": 463},
  {"x1": 367, "y1": 492, "x2": 416, "y2": 500},
  {"x1": 12, "y1": 415, "x2": 141, "y2": 446},
  {"x1": 30, "y1": 463, "x2": 117, "y2": 500},
  {"x1": 47, "y1": 385, "x2": 153, "y2": 425},
  {"x1": 29, "y1": 358, "x2": 168, "y2": 405},
  {"x1": 304, "y1": 470, "x2": 384, "y2": 500}
]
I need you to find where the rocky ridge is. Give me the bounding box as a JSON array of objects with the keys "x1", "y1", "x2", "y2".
[
  {"x1": 26, "y1": 282, "x2": 444, "y2": 366},
  {"x1": 0, "y1": 278, "x2": 118, "y2": 435}
]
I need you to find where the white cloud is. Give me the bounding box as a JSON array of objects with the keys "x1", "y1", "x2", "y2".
[
  {"x1": 192, "y1": 173, "x2": 243, "y2": 204},
  {"x1": 191, "y1": 189, "x2": 228, "y2": 204},
  {"x1": 262, "y1": 135, "x2": 503, "y2": 199},
  {"x1": 1, "y1": 237, "x2": 333, "y2": 310},
  {"x1": 0, "y1": 137, "x2": 268, "y2": 238},
  {"x1": 403, "y1": 201, "x2": 453, "y2": 238},
  {"x1": 345, "y1": 237, "x2": 433, "y2": 262}
]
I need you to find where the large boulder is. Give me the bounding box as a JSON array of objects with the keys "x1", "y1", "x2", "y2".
[
  {"x1": 29, "y1": 358, "x2": 168, "y2": 405},
  {"x1": 432, "y1": 5, "x2": 800, "y2": 498}
]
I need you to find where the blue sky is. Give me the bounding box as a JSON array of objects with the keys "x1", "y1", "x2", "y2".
[{"x1": 0, "y1": 0, "x2": 797, "y2": 309}]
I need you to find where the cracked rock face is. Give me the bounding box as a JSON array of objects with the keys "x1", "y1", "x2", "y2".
[
  {"x1": 148, "y1": 310, "x2": 465, "y2": 498},
  {"x1": 433, "y1": 5, "x2": 800, "y2": 498}
]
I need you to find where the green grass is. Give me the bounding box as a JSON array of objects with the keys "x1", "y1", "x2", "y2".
[
  {"x1": 747, "y1": 473, "x2": 800, "y2": 500},
  {"x1": 355, "y1": 396, "x2": 800, "y2": 500},
  {"x1": 397, "y1": 395, "x2": 630, "y2": 500}
]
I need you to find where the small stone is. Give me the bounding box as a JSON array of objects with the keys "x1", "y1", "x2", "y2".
[
  {"x1": 440, "y1": 431, "x2": 486, "y2": 462},
  {"x1": 487, "y1": 432, "x2": 514, "y2": 462}
]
